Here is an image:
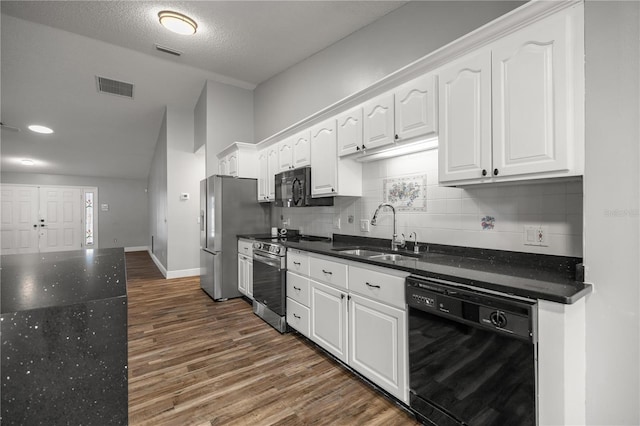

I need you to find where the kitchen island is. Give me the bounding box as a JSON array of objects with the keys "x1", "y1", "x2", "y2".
[{"x1": 1, "y1": 248, "x2": 128, "y2": 425}]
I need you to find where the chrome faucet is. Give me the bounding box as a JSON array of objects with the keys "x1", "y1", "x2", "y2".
[{"x1": 371, "y1": 203, "x2": 404, "y2": 251}]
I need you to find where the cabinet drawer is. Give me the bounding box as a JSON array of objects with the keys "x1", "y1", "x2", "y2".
[
  {"x1": 287, "y1": 298, "x2": 310, "y2": 337},
  {"x1": 348, "y1": 265, "x2": 407, "y2": 309},
  {"x1": 238, "y1": 239, "x2": 253, "y2": 257},
  {"x1": 309, "y1": 255, "x2": 348, "y2": 290},
  {"x1": 287, "y1": 249, "x2": 310, "y2": 275},
  {"x1": 286, "y1": 272, "x2": 310, "y2": 307}
]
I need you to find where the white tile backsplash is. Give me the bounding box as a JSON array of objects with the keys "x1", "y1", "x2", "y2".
[{"x1": 276, "y1": 150, "x2": 583, "y2": 257}]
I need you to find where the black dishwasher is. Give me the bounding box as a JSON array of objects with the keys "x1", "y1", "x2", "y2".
[{"x1": 406, "y1": 275, "x2": 537, "y2": 426}]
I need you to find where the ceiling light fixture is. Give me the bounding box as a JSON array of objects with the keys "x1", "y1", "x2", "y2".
[
  {"x1": 158, "y1": 11, "x2": 197, "y2": 35},
  {"x1": 21, "y1": 159, "x2": 35, "y2": 166},
  {"x1": 28, "y1": 124, "x2": 54, "y2": 134}
]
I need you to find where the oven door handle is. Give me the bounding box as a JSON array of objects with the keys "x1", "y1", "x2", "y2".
[{"x1": 253, "y1": 251, "x2": 284, "y2": 270}]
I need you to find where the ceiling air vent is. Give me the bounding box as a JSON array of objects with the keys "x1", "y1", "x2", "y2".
[
  {"x1": 96, "y1": 76, "x2": 134, "y2": 99},
  {"x1": 155, "y1": 44, "x2": 183, "y2": 57}
]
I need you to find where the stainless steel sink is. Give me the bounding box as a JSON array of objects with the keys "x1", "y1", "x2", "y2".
[
  {"x1": 338, "y1": 249, "x2": 385, "y2": 257},
  {"x1": 368, "y1": 253, "x2": 414, "y2": 262}
]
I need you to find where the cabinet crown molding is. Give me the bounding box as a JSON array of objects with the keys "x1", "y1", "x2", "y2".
[{"x1": 256, "y1": 0, "x2": 583, "y2": 149}]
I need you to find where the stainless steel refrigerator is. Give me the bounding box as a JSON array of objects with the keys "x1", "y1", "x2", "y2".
[{"x1": 200, "y1": 175, "x2": 270, "y2": 300}]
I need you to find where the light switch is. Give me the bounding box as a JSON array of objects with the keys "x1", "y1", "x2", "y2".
[
  {"x1": 360, "y1": 219, "x2": 370, "y2": 232},
  {"x1": 524, "y1": 225, "x2": 537, "y2": 246}
]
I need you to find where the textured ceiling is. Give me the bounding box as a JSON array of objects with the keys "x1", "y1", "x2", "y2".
[
  {"x1": 1, "y1": 1, "x2": 406, "y2": 85},
  {"x1": 0, "y1": 1, "x2": 407, "y2": 179}
]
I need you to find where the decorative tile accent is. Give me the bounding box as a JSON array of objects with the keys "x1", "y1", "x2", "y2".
[
  {"x1": 481, "y1": 215, "x2": 495, "y2": 230},
  {"x1": 383, "y1": 174, "x2": 427, "y2": 212}
]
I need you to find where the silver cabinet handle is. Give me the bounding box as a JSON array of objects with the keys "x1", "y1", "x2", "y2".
[{"x1": 365, "y1": 282, "x2": 381, "y2": 289}]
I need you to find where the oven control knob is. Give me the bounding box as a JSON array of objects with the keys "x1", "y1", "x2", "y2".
[{"x1": 489, "y1": 311, "x2": 508, "y2": 328}]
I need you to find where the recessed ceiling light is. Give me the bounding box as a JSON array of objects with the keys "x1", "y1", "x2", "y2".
[
  {"x1": 28, "y1": 124, "x2": 54, "y2": 134},
  {"x1": 21, "y1": 159, "x2": 35, "y2": 166},
  {"x1": 158, "y1": 11, "x2": 197, "y2": 35}
]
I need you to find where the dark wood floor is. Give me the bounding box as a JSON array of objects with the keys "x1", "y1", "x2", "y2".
[{"x1": 126, "y1": 251, "x2": 419, "y2": 426}]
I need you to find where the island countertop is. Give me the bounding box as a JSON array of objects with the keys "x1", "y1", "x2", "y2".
[{"x1": 1, "y1": 247, "x2": 128, "y2": 425}]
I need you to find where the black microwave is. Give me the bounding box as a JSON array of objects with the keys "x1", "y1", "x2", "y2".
[{"x1": 274, "y1": 167, "x2": 334, "y2": 207}]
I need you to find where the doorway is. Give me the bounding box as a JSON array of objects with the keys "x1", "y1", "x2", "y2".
[{"x1": 0, "y1": 184, "x2": 98, "y2": 255}]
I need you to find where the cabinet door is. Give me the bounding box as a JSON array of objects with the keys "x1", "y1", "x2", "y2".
[
  {"x1": 247, "y1": 258, "x2": 253, "y2": 299},
  {"x1": 492, "y1": 13, "x2": 570, "y2": 178},
  {"x1": 310, "y1": 280, "x2": 348, "y2": 363},
  {"x1": 227, "y1": 152, "x2": 238, "y2": 177},
  {"x1": 267, "y1": 146, "x2": 279, "y2": 200},
  {"x1": 310, "y1": 119, "x2": 337, "y2": 197},
  {"x1": 278, "y1": 139, "x2": 294, "y2": 172},
  {"x1": 363, "y1": 93, "x2": 395, "y2": 150},
  {"x1": 257, "y1": 150, "x2": 269, "y2": 202},
  {"x1": 218, "y1": 157, "x2": 228, "y2": 176},
  {"x1": 336, "y1": 107, "x2": 363, "y2": 157},
  {"x1": 395, "y1": 73, "x2": 438, "y2": 141},
  {"x1": 438, "y1": 50, "x2": 492, "y2": 183},
  {"x1": 292, "y1": 130, "x2": 311, "y2": 168},
  {"x1": 349, "y1": 293, "x2": 407, "y2": 403},
  {"x1": 237, "y1": 254, "x2": 247, "y2": 295}
]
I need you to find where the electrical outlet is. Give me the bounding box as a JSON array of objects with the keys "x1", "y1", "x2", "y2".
[
  {"x1": 360, "y1": 219, "x2": 370, "y2": 232},
  {"x1": 333, "y1": 215, "x2": 341, "y2": 230},
  {"x1": 524, "y1": 225, "x2": 549, "y2": 247},
  {"x1": 538, "y1": 226, "x2": 549, "y2": 247}
]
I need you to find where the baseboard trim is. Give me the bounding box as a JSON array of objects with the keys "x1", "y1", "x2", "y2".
[
  {"x1": 148, "y1": 251, "x2": 168, "y2": 278},
  {"x1": 125, "y1": 246, "x2": 148, "y2": 252},
  {"x1": 166, "y1": 268, "x2": 200, "y2": 279}
]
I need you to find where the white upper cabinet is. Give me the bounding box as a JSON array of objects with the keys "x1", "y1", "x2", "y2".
[
  {"x1": 218, "y1": 157, "x2": 229, "y2": 176},
  {"x1": 257, "y1": 149, "x2": 269, "y2": 202},
  {"x1": 363, "y1": 92, "x2": 395, "y2": 150},
  {"x1": 337, "y1": 107, "x2": 364, "y2": 157},
  {"x1": 216, "y1": 142, "x2": 258, "y2": 179},
  {"x1": 310, "y1": 119, "x2": 338, "y2": 196},
  {"x1": 277, "y1": 137, "x2": 294, "y2": 172},
  {"x1": 267, "y1": 146, "x2": 278, "y2": 200},
  {"x1": 292, "y1": 130, "x2": 311, "y2": 168},
  {"x1": 278, "y1": 130, "x2": 311, "y2": 172},
  {"x1": 491, "y1": 12, "x2": 571, "y2": 178},
  {"x1": 257, "y1": 145, "x2": 278, "y2": 202},
  {"x1": 438, "y1": 51, "x2": 493, "y2": 183},
  {"x1": 438, "y1": 6, "x2": 583, "y2": 185},
  {"x1": 394, "y1": 73, "x2": 438, "y2": 141}
]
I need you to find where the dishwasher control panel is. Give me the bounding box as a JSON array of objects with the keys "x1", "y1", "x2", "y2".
[{"x1": 406, "y1": 275, "x2": 535, "y2": 341}]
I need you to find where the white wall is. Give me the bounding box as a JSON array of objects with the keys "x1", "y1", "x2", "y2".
[
  {"x1": 274, "y1": 150, "x2": 583, "y2": 257},
  {"x1": 254, "y1": 1, "x2": 524, "y2": 141},
  {"x1": 166, "y1": 105, "x2": 204, "y2": 274},
  {"x1": 584, "y1": 1, "x2": 640, "y2": 424},
  {"x1": 1, "y1": 172, "x2": 148, "y2": 250},
  {"x1": 201, "y1": 80, "x2": 254, "y2": 177},
  {"x1": 148, "y1": 110, "x2": 168, "y2": 267}
]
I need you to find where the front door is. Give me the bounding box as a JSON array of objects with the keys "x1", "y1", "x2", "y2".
[
  {"x1": 1, "y1": 185, "x2": 40, "y2": 254},
  {"x1": 38, "y1": 186, "x2": 83, "y2": 253},
  {"x1": 1, "y1": 185, "x2": 87, "y2": 255}
]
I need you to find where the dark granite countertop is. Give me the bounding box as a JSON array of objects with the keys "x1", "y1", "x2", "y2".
[
  {"x1": 238, "y1": 233, "x2": 591, "y2": 304},
  {"x1": 1, "y1": 248, "x2": 128, "y2": 425},
  {"x1": 1, "y1": 247, "x2": 127, "y2": 314}
]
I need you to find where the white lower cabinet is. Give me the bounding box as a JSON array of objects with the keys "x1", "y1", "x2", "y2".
[
  {"x1": 309, "y1": 279, "x2": 349, "y2": 364},
  {"x1": 286, "y1": 250, "x2": 409, "y2": 404},
  {"x1": 349, "y1": 293, "x2": 407, "y2": 403},
  {"x1": 237, "y1": 253, "x2": 253, "y2": 299}
]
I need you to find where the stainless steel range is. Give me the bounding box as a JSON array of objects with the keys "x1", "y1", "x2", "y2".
[
  {"x1": 252, "y1": 240, "x2": 288, "y2": 333},
  {"x1": 252, "y1": 233, "x2": 331, "y2": 333}
]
